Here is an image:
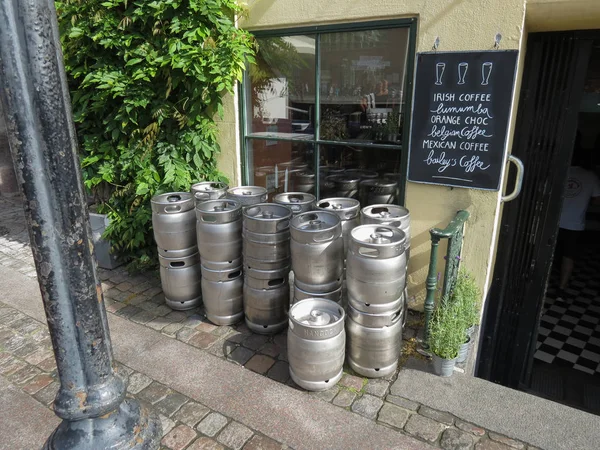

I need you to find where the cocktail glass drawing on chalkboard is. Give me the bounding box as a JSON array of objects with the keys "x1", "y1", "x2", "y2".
[
  {"x1": 481, "y1": 62, "x2": 493, "y2": 85},
  {"x1": 435, "y1": 62, "x2": 445, "y2": 85},
  {"x1": 457, "y1": 62, "x2": 468, "y2": 85}
]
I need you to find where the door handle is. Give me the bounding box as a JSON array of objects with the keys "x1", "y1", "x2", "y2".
[{"x1": 501, "y1": 155, "x2": 524, "y2": 203}]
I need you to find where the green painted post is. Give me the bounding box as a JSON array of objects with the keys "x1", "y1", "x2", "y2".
[
  {"x1": 422, "y1": 210, "x2": 470, "y2": 348},
  {"x1": 423, "y1": 235, "x2": 441, "y2": 348}
]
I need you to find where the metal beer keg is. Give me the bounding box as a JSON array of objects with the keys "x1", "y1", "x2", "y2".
[
  {"x1": 346, "y1": 225, "x2": 407, "y2": 313},
  {"x1": 346, "y1": 169, "x2": 379, "y2": 180},
  {"x1": 274, "y1": 192, "x2": 316, "y2": 216},
  {"x1": 158, "y1": 252, "x2": 202, "y2": 311},
  {"x1": 227, "y1": 186, "x2": 268, "y2": 206},
  {"x1": 346, "y1": 304, "x2": 403, "y2": 378},
  {"x1": 360, "y1": 204, "x2": 411, "y2": 255},
  {"x1": 288, "y1": 299, "x2": 346, "y2": 391},
  {"x1": 151, "y1": 192, "x2": 196, "y2": 254},
  {"x1": 293, "y1": 172, "x2": 315, "y2": 193},
  {"x1": 243, "y1": 266, "x2": 290, "y2": 334},
  {"x1": 191, "y1": 181, "x2": 228, "y2": 203},
  {"x1": 201, "y1": 264, "x2": 243, "y2": 326},
  {"x1": 195, "y1": 199, "x2": 242, "y2": 264},
  {"x1": 292, "y1": 284, "x2": 343, "y2": 305},
  {"x1": 316, "y1": 197, "x2": 360, "y2": 256},
  {"x1": 242, "y1": 203, "x2": 291, "y2": 271},
  {"x1": 328, "y1": 175, "x2": 360, "y2": 199},
  {"x1": 359, "y1": 179, "x2": 397, "y2": 206},
  {"x1": 290, "y1": 211, "x2": 344, "y2": 293}
]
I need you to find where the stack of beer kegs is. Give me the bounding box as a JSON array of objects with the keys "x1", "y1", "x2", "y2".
[
  {"x1": 290, "y1": 211, "x2": 344, "y2": 305},
  {"x1": 196, "y1": 199, "x2": 244, "y2": 325},
  {"x1": 346, "y1": 225, "x2": 407, "y2": 378},
  {"x1": 243, "y1": 204, "x2": 292, "y2": 334},
  {"x1": 151, "y1": 192, "x2": 202, "y2": 311},
  {"x1": 361, "y1": 204, "x2": 411, "y2": 327},
  {"x1": 191, "y1": 181, "x2": 228, "y2": 204},
  {"x1": 227, "y1": 186, "x2": 267, "y2": 207},
  {"x1": 273, "y1": 192, "x2": 316, "y2": 217}
]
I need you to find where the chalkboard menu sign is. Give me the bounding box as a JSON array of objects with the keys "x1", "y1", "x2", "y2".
[{"x1": 407, "y1": 50, "x2": 518, "y2": 190}]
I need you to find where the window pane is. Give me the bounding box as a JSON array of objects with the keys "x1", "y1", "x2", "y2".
[
  {"x1": 246, "y1": 139, "x2": 315, "y2": 199},
  {"x1": 319, "y1": 28, "x2": 409, "y2": 144},
  {"x1": 319, "y1": 144, "x2": 401, "y2": 205},
  {"x1": 247, "y1": 36, "x2": 316, "y2": 140}
]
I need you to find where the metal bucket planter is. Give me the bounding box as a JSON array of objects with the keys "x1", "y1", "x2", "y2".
[
  {"x1": 431, "y1": 354, "x2": 457, "y2": 377},
  {"x1": 456, "y1": 336, "x2": 471, "y2": 364}
]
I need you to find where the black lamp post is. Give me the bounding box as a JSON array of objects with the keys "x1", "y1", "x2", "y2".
[{"x1": 0, "y1": 0, "x2": 161, "y2": 447}]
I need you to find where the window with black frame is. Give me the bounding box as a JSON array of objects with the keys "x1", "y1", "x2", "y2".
[{"x1": 242, "y1": 22, "x2": 413, "y2": 203}]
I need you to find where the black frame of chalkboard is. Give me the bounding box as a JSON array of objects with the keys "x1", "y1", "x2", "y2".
[{"x1": 406, "y1": 49, "x2": 519, "y2": 191}]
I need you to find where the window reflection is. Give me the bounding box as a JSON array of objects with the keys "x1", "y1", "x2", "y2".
[
  {"x1": 319, "y1": 29, "x2": 409, "y2": 144},
  {"x1": 247, "y1": 139, "x2": 315, "y2": 199},
  {"x1": 247, "y1": 36, "x2": 316, "y2": 139}
]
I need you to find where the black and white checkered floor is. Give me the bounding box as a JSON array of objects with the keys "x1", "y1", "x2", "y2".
[{"x1": 535, "y1": 252, "x2": 600, "y2": 376}]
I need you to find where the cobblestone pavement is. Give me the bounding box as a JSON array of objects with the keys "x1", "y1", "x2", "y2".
[{"x1": 0, "y1": 195, "x2": 538, "y2": 450}]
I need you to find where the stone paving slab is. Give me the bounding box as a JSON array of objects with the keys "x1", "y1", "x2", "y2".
[
  {"x1": 0, "y1": 374, "x2": 60, "y2": 449},
  {"x1": 0, "y1": 196, "x2": 574, "y2": 449},
  {"x1": 392, "y1": 366, "x2": 600, "y2": 450}
]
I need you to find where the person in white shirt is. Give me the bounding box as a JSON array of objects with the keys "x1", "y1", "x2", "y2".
[{"x1": 556, "y1": 145, "x2": 600, "y2": 299}]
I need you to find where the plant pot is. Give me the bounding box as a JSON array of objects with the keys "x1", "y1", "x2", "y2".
[
  {"x1": 466, "y1": 325, "x2": 476, "y2": 337},
  {"x1": 89, "y1": 213, "x2": 122, "y2": 270},
  {"x1": 456, "y1": 336, "x2": 471, "y2": 364},
  {"x1": 431, "y1": 354, "x2": 457, "y2": 377}
]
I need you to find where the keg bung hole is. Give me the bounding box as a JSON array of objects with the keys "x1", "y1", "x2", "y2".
[
  {"x1": 324, "y1": 379, "x2": 330, "y2": 383},
  {"x1": 371, "y1": 206, "x2": 389, "y2": 215},
  {"x1": 263, "y1": 325, "x2": 268, "y2": 328},
  {"x1": 374, "y1": 368, "x2": 380, "y2": 372},
  {"x1": 320, "y1": 201, "x2": 331, "y2": 208},
  {"x1": 365, "y1": 303, "x2": 371, "y2": 307}
]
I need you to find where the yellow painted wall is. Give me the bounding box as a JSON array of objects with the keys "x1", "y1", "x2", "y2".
[
  {"x1": 219, "y1": 0, "x2": 600, "y2": 310},
  {"x1": 228, "y1": 0, "x2": 528, "y2": 310},
  {"x1": 527, "y1": 0, "x2": 600, "y2": 32}
]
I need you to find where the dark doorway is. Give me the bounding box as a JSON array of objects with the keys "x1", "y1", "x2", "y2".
[{"x1": 477, "y1": 30, "x2": 600, "y2": 413}]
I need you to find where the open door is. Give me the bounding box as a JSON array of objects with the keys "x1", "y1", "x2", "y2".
[{"x1": 477, "y1": 31, "x2": 593, "y2": 388}]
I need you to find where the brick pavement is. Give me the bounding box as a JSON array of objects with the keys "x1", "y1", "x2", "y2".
[{"x1": 0, "y1": 195, "x2": 537, "y2": 450}]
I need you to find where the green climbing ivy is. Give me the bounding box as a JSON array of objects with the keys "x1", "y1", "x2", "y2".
[{"x1": 56, "y1": 0, "x2": 255, "y2": 269}]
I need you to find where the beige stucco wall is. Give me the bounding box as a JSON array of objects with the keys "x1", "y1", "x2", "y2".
[
  {"x1": 216, "y1": 0, "x2": 598, "y2": 310},
  {"x1": 230, "y1": 0, "x2": 527, "y2": 310},
  {"x1": 527, "y1": 0, "x2": 600, "y2": 32}
]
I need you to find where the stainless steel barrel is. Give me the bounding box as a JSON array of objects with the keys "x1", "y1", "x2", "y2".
[
  {"x1": 158, "y1": 252, "x2": 202, "y2": 310},
  {"x1": 359, "y1": 179, "x2": 397, "y2": 206},
  {"x1": 191, "y1": 181, "x2": 228, "y2": 203},
  {"x1": 288, "y1": 299, "x2": 345, "y2": 391},
  {"x1": 346, "y1": 169, "x2": 378, "y2": 180},
  {"x1": 317, "y1": 197, "x2": 360, "y2": 256},
  {"x1": 196, "y1": 199, "x2": 242, "y2": 264},
  {"x1": 227, "y1": 186, "x2": 268, "y2": 206},
  {"x1": 293, "y1": 172, "x2": 315, "y2": 193},
  {"x1": 346, "y1": 225, "x2": 407, "y2": 313},
  {"x1": 360, "y1": 204, "x2": 411, "y2": 253},
  {"x1": 151, "y1": 192, "x2": 196, "y2": 253},
  {"x1": 201, "y1": 265, "x2": 243, "y2": 326},
  {"x1": 328, "y1": 175, "x2": 360, "y2": 199},
  {"x1": 274, "y1": 192, "x2": 316, "y2": 216},
  {"x1": 243, "y1": 203, "x2": 291, "y2": 271},
  {"x1": 346, "y1": 304, "x2": 403, "y2": 378},
  {"x1": 244, "y1": 266, "x2": 290, "y2": 334},
  {"x1": 291, "y1": 211, "x2": 344, "y2": 293},
  {"x1": 292, "y1": 284, "x2": 343, "y2": 305}
]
